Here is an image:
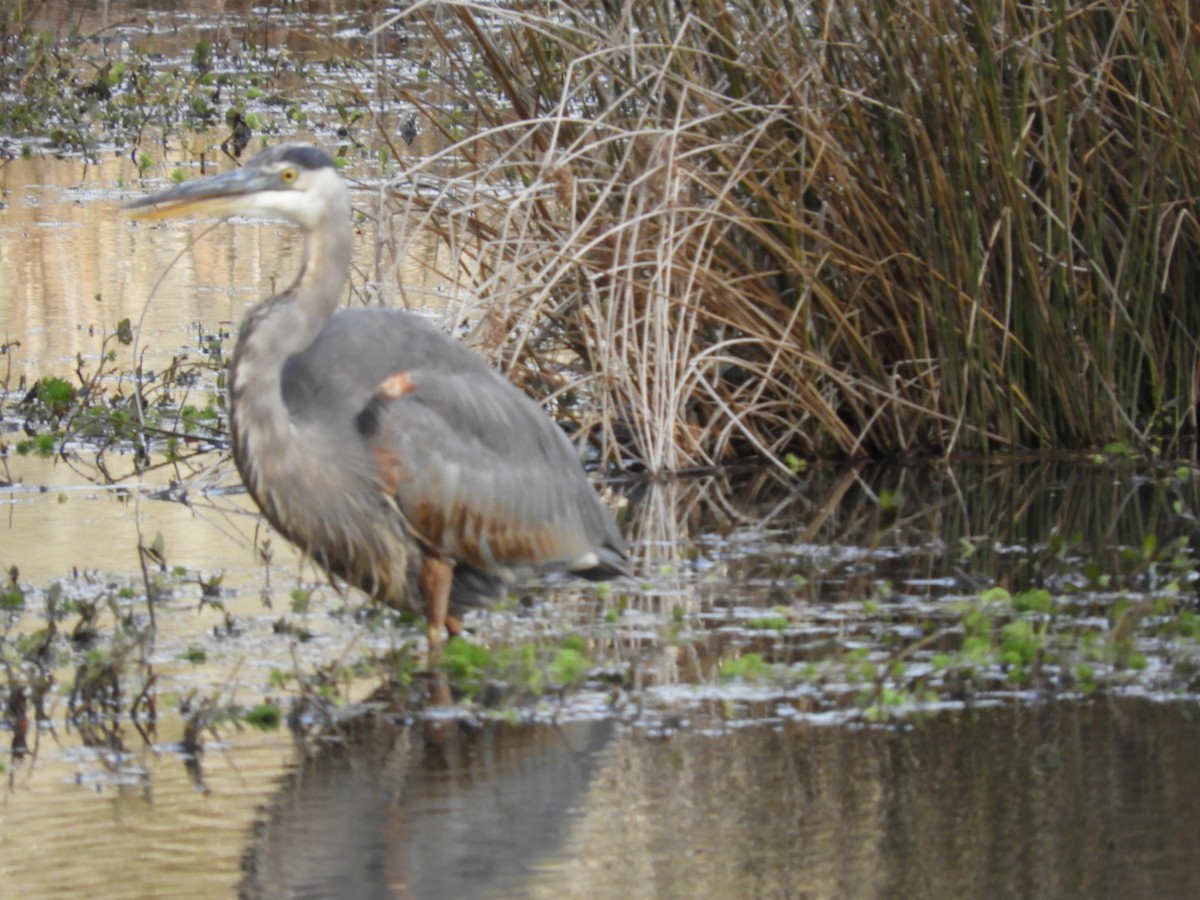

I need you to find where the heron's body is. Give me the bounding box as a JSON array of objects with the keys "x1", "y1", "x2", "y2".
[{"x1": 128, "y1": 143, "x2": 627, "y2": 639}]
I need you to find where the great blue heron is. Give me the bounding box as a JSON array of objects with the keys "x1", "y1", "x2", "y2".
[{"x1": 126, "y1": 143, "x2": 628, "y2": 644}]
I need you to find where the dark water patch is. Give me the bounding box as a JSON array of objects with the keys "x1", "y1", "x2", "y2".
[
  {"x1": 239, "y1": 697, "x2": 1200, "y2": 899},
  {"x1": 629, "y1": 458, "x2": 1200, "y2": 603},
  {"x1": 239, "y1": 716, "x2": 615, "y2": 899}
]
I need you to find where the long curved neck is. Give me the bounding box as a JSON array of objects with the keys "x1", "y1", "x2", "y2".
[
  {"x1": 244, "y1": 208, "x2": 353, "y2": 358},
  {"x1": 228, "y1": 201, "x2": 352, "y2": 498}
]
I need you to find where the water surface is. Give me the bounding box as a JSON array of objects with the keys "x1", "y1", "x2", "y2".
[{"x1": 238, "y1": 698, "x2": 1200, "y2": 899}]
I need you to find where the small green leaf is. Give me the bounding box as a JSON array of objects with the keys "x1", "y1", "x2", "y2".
[{"x1": 244, "y1": 703, "x2": 282, "y2": 730}]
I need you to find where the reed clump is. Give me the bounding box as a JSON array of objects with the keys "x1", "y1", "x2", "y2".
[{"x1": 384, "y1": 0, "x2": 1200, "y2": 472}]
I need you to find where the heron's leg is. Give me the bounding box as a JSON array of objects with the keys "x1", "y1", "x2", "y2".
[{"x1": 420, "y1": 555, "x2": 454, "y2": 647}]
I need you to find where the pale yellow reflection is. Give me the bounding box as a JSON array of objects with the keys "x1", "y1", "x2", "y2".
[
  {"x1": 0, "y1": 152, "x2": 457, "y2": 384},
  {"x1": 0, "y1": 728, "x2": 294, "y2": 899}
]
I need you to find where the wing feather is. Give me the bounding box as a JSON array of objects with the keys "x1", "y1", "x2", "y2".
[
  {"x1": 366, "y1": 366, "x2": 619, "y2": 572},
  {"x1": 281, "y1": 307, "x2": 627, "y2": 579}
]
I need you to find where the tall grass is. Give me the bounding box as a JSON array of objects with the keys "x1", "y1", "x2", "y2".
[{"x1": 380, "y1": 0, "x2": 1200, "y2": 472}]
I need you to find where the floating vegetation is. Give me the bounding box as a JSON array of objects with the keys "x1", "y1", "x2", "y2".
[{"x1": 0, "y1": 4, "x2": 418, "y2": 159}]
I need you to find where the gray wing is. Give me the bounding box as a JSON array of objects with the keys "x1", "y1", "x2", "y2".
[{"x1": 281, "y1": 308, "x2": 627, "y2": 578}]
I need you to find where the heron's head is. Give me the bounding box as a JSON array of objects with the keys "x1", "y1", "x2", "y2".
[{"x1": 124, "y1": 143, "x2": 347, "y2": 232}]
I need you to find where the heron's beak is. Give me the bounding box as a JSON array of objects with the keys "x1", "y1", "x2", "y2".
[{"x1": 124, "y1": 165, "x2": 278, "y2": 221}]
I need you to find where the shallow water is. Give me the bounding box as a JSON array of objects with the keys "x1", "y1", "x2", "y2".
[
  {"x1": 6, "y1": 450, "x2": 1200, "y2": 897},
  {"x1": 237, "y1": 698, "x2": 1200, "y2": 899},
  {"x1": 4, "y1": 6, "x2": 1200, "y2": 899}
]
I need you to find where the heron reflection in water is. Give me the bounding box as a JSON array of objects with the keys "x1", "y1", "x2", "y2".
[{"x1": 126, "y1": 143, "x2": 628, "y2": 644}]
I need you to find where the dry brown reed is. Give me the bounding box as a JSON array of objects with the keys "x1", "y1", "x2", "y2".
[{"x1": 376, "y1": 0, "x2": 1200, "y2": 472}]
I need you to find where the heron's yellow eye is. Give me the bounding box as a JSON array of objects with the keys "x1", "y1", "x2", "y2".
[{"x1": 280, "y1": 166, "x2": 298, "y2": 184}]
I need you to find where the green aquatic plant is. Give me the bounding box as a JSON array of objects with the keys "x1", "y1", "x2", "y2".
[
  {"x1": 440, "y1": 639, "x2": 493, "y2": 697},
  {"x1": 0, "y1": 571, "x2": 25, "y2": 611},
  {"x1": 243, "y1": 702, "x2": 282, "y2": 731},
  {"x1": 182, "y1": 645, "x2": 207, "y2": 665},
  {"x1": 436, "y1": 635, "x2": 598, "y2": 703},
  {"x1": 719, "y1": 652, "x2": 772, "y2": 682},
  {"x1": 547, "y1": 644, "x2": 589, "y2": 689},
  {"x1": 289, "y1": 589, "x2": 312, "y2": 615},
  {"x1": 745, "y1": 615, "x2": 789, "y2": 632}
]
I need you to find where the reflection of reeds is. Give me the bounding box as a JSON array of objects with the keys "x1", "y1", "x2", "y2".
[
  {"x1": 621, "y1": 458, "x2": 1200, "y2": 601},
  {"x1": 381, "y1": 1, "x2": 1200, "y2": 471}
]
